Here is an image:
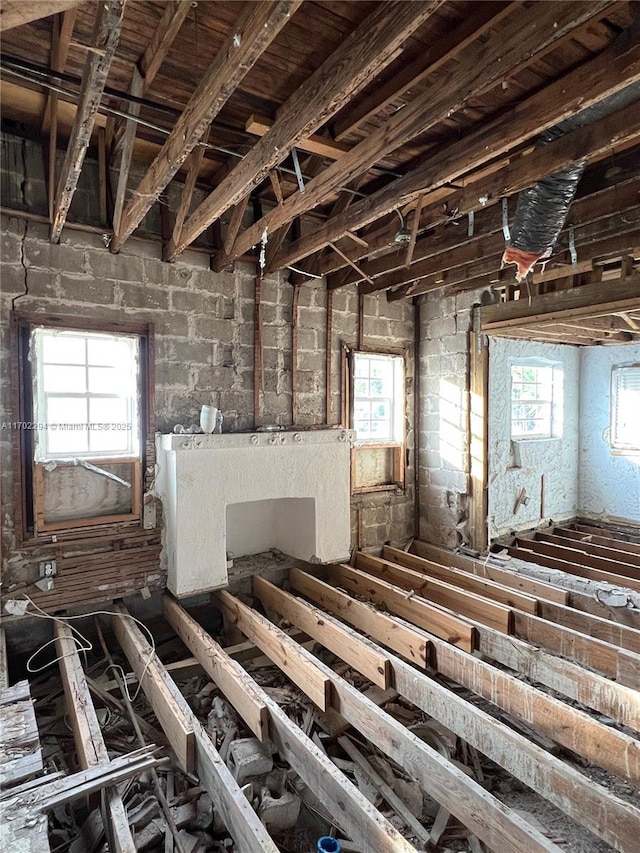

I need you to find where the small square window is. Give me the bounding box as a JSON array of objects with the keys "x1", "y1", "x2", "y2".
[
  {"x1": 33, "y1": 328, "x2": 140, "y2": 462},
  {"x1": 510, "y1": 362, "x2": 562, "y2": 439},
  {"x1": 611, "y1": 365, "x2": 640, "y2": 451}
]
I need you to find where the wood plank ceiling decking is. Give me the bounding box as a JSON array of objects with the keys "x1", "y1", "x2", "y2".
[{"x1": 0, "y1": 0, "x2": 638, "y2": 305}]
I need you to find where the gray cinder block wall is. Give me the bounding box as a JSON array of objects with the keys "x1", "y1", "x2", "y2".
[
  {"x1": 418, "y1": 289, "x2": 480, "y2": 549},
  {"x1": 0, "y1": 133, "x2": 415, "y2": 585}
]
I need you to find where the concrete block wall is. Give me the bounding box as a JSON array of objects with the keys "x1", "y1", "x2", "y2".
[
  {"x1": 418, "y1": 289, "x2": 480, "y2": 549},
  {"x1": 0, "y1": 134, "x2": 415, "y2": 585}
]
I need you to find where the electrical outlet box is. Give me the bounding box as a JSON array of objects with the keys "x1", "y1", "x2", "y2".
[{"x1": 39, "y1": 560, "x2": 57, "y2": 578}]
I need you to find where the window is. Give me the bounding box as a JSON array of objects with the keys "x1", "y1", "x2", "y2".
[
  {"x1": 611, "y1": 365, "x2": 640, "y2": 451},
  {"x1": 511, "y1": 361, "x2": 563, "y2": 439},
  {"x1": 33, "y1": 328, "x2": 140, "y2": 462},
  {"x1": 353, "y1": 352, "x2": 404, "y2": 443},
  {"x1": 11, "y1": 313, "x2": 152, "y2": 539},
  {"x1": 346, "y1": 348, "x2": 406, "y2": 493}
]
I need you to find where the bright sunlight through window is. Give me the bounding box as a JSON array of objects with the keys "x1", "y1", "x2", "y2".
[
  {"x1": 611, "y1": 365, "x2": 640, "y2": 451},
  {"x1": 511, "y1": 362, "x2": 562, "y2": 439},
  {"x1": 353, "y1": 352, "x2": 404, "y2": 443},
  {"x1": 32, "y1": 328, "x2": 140, "y2": 462}
]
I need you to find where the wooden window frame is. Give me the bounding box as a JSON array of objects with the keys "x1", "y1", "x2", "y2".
[
  {"x1": 342, "y1": 342, "x2": 406, "y2": 494},
  {"x1": 10, "y1": 312, "x2": 154, "y2": 544}
]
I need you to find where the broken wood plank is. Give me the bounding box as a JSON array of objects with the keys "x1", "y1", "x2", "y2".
[
  {"x1": 214, "y1": 589, "x2": 331, "y2": 711},
  {"x1": 112, "y1": 604, "x2": 195, "y2": 773},
  {"x1": 356, "y1": 551, "x2": 513, "y2": 633},
  {"x1": 290, "y1": 568, "x2": 430, "y2": 667},
  {"x1": 164, "y1": 598, "x2": 417, "y2": 853},
  {"x1": 252, "y1": 575, "x2": 391, "y2": 689},
  {"x1": 162, "y1": 594, "x2": 269, "y2": 742},
  {"x1": 114, "y1": 605, "x2": 279, "y2": 853},
  {"x1": 327, "y1": 563, "x2": 477, "y2": 652},
  {"x1": 337, "y1": 735, "x2": 432, "y2": 847},
  {"x1": 54, "y1": 621, "x2": 135, "y2": 852},
  {"x1": 50, "y1": 0, "x2": 124, "y2": 242},
  {"x1": 383, "y1": 545, "x2": 538, "y2": 613},
  {"x1": 111, "y1": 0, "x2": 300, "y2": 252},
  {"x1": 315, "y1": 602, "x2": 640, "y2": 850},
  {"x1": 216, "y1": 596, "x2": 563, "y2": 853}
]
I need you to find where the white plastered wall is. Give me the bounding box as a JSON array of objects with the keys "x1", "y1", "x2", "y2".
[
  {"x1": 578, "y1": 343, "x2": 640, "y2": 522},
  {"x1": 488, "y1": 338, "x2": 580, "y2": 538}
]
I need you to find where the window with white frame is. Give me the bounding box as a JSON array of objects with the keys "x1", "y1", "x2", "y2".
[
  {"x1": 611, "y1": 364, "x2": 640, "y2": 451},
  {"x1": 510, "y1": 361, "x2": 563, "y2": 439},
  {"x1": 33, "y1": 328, "x2": 141, "y2": 462},
  {"x1": 353, "y1": 352, "x2": 404, "y2": 443}
]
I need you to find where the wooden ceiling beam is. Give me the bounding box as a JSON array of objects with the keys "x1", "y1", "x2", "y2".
[
  {"x1": 232, "y1": 0, "x2": 611, "y2": 269},
  {"x1": 338, "y1": 111, "x2": 640, "y2": 292},
  {"x1": 273, "y1": 17, "x2": 640, "y2": 273},
  {"x1": 332, "y1": 1, "x2": 512, "y2": 141},
  {"x1": 246, "y1": 113, "x2": 350, "y2": 160},
  {"x1": 50, "y1": 0, "x2": 124, "y2": 243},
  {"x1": 112, "y1": 2, "x2": 191, "y2": 231},
  {"x1": 389, "y1": 234, "x2": 640, "y2": 300},
  {"x1": 166, "y1": 0, "x2": 446, "y2": 263},
  {"x1": 110, "y1": 0, "x2": 300, "y2": 254},
  {"x1": 481, "y1": 273, "x2": 640, "y2": 331},
  {"x1": 0, "y1": 0, "x2": 80, "y2": 31},
  {"x1": 360, "y1": 184, "x2": 640, "y2": 295},
  {"x1": 138, "y1": 0, "x2": 191, "y2": 91}
]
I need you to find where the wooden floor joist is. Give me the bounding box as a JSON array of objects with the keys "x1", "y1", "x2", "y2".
[
  {"x1": 326, "y1": 563, "x2": 478, "y2": 652},
  {"x1": 221, "y1": 586, "x2": 640, "y2": 853},
  {"x1": 112, "y1": 604, "x2": 195, "y2": 773},
  {"x1": 289, "y1": 567, "x2": 431, "y2": 667},
  {"x1": 162, "y1": 595, "x2": 269, "y2": 742},
  {"x1": 252, "y1": 575, "x2": 392, "y2": 689},
  {"x1": 412, "y1": 539, "x2": 640, "y2": 638},
  {"x1": 113, "y1": 604, "x2": 280, "y2": 853},
  {"x1": 352, "y1": 548, "x2": 640, "y2": 690},
  {"x1": 292, "y1": 569, "x2": 640, "y2": 785},
  {"x1": 383, "y1": 546, "x2": 539, "y2": 613},
  {"x1": 538, "y1": 531, "x2": 640, "y2": 568},
  {"x1": 509, "y1": 543, "x2": 640, "y2": 592},
  {"x1": 411, "y1": 539, "x2": 569, "y2": 603},
  {"x1": 209, "y1": 591, "x2": 563, "y2": 853},
  {"x1": 162, "y1": 596, "x2": 418, "y2": 853},
  {"x1": 53, "y1": 621, "x2": 135, "y2": 853},
  {"x1": 356, "y1": 551, "x2": 514, "y2": 632},
  {"x1": 387, "y1": 544, "x2": 640, "y2": 655},
  {"x1": 558, "y1": 525, "x2": 640, "y2": 557}
]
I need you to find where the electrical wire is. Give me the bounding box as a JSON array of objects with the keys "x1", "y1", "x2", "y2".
[{"x1": 22, "y1": 595, "x2": 156, "y2": 703}]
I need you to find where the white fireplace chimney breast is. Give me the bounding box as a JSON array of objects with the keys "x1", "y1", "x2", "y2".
[{"x1": 156, "y1": 430, "x2": 354, "y2": 597}]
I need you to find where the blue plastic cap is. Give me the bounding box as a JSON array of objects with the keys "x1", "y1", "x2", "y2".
[{"x1": 317, "y1": 838, "x2": 341, "y2": 853}]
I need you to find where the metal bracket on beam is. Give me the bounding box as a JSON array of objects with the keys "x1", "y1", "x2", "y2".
[
  {"x1": 501, "y1": 198, "x2": 510, "y2": 242},
  {"x1": 291, "y1": 147, "x2": 306, "y2": 194}
]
